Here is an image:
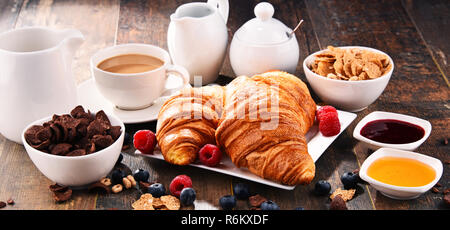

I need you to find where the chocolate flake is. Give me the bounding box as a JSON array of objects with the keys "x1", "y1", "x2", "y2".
[
  {"x1": 329, "y1": 195, "x2": 347, "y2": 210},
  {"x1": 249, "y1": 194, "x2": 267, "y2": 208},
  {"x1": 51, "y1": 143, "x2": 72, "y2": 155},
  {"x1": 92, "y1": 135, "x2": 114, "y2": 149},
  {"x1": 49, "y1": 184, "x2": 72, "y2": 203},
  {"x1": 6, "y1": 198, "x2": 14, "y2": 205},
  {"x1": 444, "y1": 193, "x2": 450, "y2": 206},
  {"x1": 66, "y1": 149, "x2": 86, "y2": 157}
]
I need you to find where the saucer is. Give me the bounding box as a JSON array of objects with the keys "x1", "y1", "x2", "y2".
[{"x1": 77, "y1": 76, "x2": 187, "y2": 124}]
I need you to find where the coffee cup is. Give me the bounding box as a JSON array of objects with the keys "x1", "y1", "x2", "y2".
[{"x1": 91, "y1": 43, "x2": 189, "y2": 110}]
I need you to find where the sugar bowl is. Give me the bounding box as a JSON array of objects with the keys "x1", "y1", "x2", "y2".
[{"x1": 229, "y1": 2, "x2": 299, "y2": 77}]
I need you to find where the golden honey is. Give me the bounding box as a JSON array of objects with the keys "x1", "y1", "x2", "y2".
[{"x1": 367, "y1": 156, "x2": 435, "y2": 187}]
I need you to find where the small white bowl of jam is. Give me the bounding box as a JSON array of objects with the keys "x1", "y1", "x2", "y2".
[
  {"x1": 359, "y1": 148, "x2": 443, "y2": 200},
  {"x1": 353, "y1": 111, "x2": 431, "y2": 150}
]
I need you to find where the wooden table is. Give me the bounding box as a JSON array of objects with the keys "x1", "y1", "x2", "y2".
[{"x1": 0, "y1": 0, "x2": 448, "y2": 210}]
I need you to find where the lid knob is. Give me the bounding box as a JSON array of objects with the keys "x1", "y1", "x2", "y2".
[{"x1": 254, "y1": 2, "x2": 274, "y2": 21}]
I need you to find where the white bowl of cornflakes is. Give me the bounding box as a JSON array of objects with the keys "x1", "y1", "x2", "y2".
[{"x1": 303, "y1": 46, "x2": 394, "y2": 112}]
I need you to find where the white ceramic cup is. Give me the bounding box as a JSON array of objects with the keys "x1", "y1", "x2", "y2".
[{"x1": 91, "y1": 43, "x2": 189, "y2": 110}]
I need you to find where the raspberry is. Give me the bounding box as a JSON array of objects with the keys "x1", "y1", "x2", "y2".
[
  {"x1": 169, "y1": 175, "x2": 192, "y2": 197},
  {"x1": 133, "y1": 130, "x2": 156, "y2": 154},
  {"x1": 198, "y1": 144, "x2": 222, "y2": 167},
  {"x1": 316, "y1": 106, "x2": 338, "y2": 123},
  {"x1": 319, "y1": 112, "x2": 341, "y2": 137}
]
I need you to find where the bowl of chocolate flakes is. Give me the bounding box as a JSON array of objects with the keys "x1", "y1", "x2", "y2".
[{"x1": 22, "y1": 105, "x2": 125, "y2": 187}]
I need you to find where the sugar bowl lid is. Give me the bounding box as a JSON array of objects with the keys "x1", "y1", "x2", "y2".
[{"x1": 234, "y1": 2, "x2": 292, "y2": 45}]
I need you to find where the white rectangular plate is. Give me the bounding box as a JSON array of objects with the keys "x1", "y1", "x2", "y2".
[{"x1": 135, "y1": 108, "x2": 356, "y2": 190}]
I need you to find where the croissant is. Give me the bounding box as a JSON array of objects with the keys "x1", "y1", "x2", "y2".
[
  {"x1": 215, "y1": 71, "x2": 316, "y2": 185},
  {"x1": 156, "y1": 85, "x2": 224, "y2": 165},
  {"x1": 156, "y1": 71, "x2": 316, "y2": 185}
]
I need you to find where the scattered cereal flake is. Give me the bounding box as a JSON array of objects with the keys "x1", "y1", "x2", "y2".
[
  {"x1": 132, "y1": 193, "x2": 155, "y2": 210},
  {"x1": 152, "y1": 197, "x2": 166, "y2": 209},
  {"x1": 330, "y1": 188, "x2": 356, "y2": 202},
  {"x1": 160, "y1": 195, "x2": 180, "y2": 210}
]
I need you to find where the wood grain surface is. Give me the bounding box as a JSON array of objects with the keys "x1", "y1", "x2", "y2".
[{"x1": 0, "y1": 0, "x2": 448, "y2": 210}]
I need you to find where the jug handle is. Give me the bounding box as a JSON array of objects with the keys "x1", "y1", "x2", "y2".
[
  {"x1": 207, "y1": 0, "x2": 229, "y2": 24},
  {"x1": 57, "y1": 29, "x2": 85, "y2": 73}
]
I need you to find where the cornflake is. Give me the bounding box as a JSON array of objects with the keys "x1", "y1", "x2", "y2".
[{"x1": 330, "y1": 188, "x2": 356, "y2": 201}]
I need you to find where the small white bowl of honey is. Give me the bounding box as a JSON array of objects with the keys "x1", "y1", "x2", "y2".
[{"x1": 359, "y1": 148, "x2": 443, "y2": 200}]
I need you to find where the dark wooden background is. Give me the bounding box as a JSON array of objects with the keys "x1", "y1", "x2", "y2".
[{"x1": 0, "y1": 0, "x2": 448, "y2": 210}]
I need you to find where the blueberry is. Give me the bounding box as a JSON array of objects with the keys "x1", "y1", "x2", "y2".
[
  {"x1": 219, "y1": 195, "x2": 236, "y2": 210},
  {"x1": 260, "y1": 200, "x2": 280, "y2": 210},
  {"x1": 148, "y1": 183, "x2": 166, "y2": 198},
  {"x1": 314, "y1": 180, "x2": 331, "y2": 195},
  {"x1": 115, "y1": 153, "x2": 123, "y2": 165},
  {"x1": 124, "y1": 132, "x2": 132, "y2": 145},
  {"x1": 133, "y1": 169, "x2": 150, "y2": 182},
  {"x1": 341, "y1": 172, "x2": 359, "y2": 189},
  {"x1": 294, "y1": 207, "x2": 304, "y2": 210},
  {"x1": 233, "y1": 183, "x2": 250, "y2": 200},
  {"x1": 180, "y1": 187, "x2": 196, "y2": 206},
  {"x1": 111, "y1": 169, "x2": 125, "y2": 185}
]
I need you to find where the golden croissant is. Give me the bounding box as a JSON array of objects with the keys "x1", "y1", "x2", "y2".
[
  {"x1": 156, "y1": 71, "x2": 316, "y2": 185},
  {"x1": 156, "y1": 85, "x2": 224, "y2": 165}
]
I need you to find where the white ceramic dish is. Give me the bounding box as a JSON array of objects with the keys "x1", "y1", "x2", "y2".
[
  {"x1": 22, "y1": 112, "x2": 125, "y2": 187},
  {"x1": 303, "y1": 46, "x2": 394, "y2": 112},
  {"x1": 135, "y1": 108, "x2": 357, "y2": 190},
  {"x1": 359, "y1": 148, "x2": 443, "y2": 200},
  {"x1": 77, "y1": 77, "x2": 186, "y2": 124},
  {"x1": 353, "y1": 111, "x2": 432, "y2": 151}
]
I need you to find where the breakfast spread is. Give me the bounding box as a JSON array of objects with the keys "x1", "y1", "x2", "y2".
[
  {"x1": 366, "y1": 156, "x2": 436, "y2": 187},
  {"x1": 353, "y1": 111, "x2": 432, "y2": 150},
  {"x1": 360, "y1": 119, "x2": 425, "y2": 144},
  {"x1": 359, "y1": 148, "x2": 443, "y2": 200},
  {"x1": 310, "y1": 46, "x2": 392, "y2": 81},
  {"x1": 24, "y1": 105, "x2": 122, "y2": 156},
  {"x1": 0, "y1": 0, "x2": 445, "y2": 212}
]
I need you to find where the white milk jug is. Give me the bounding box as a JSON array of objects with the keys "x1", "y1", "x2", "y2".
[
  {"x1": 168, "y1": 0, "x2": 229, "y2": 85},
  {"x1": 0, "y1": 27, "x2": 84, "y2": 144}
]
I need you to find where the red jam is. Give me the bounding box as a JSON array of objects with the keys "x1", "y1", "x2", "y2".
[{"x1": 360, "y1": 119, "x2": 425, "y2": 144}]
